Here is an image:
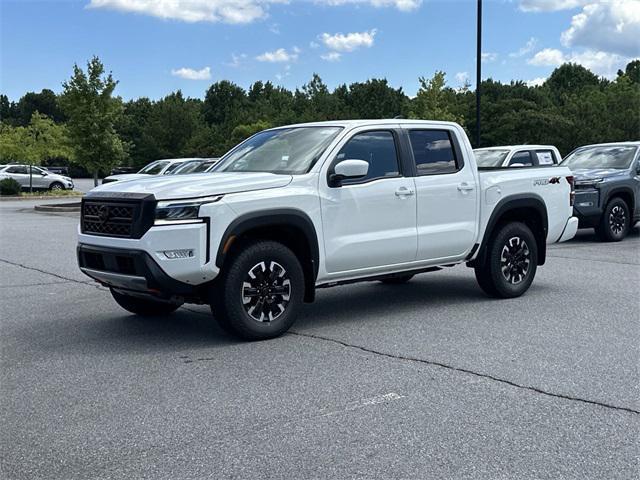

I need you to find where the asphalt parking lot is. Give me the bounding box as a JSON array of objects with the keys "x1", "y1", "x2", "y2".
[{"x1": 1, "y1": 199, "x2": 638, "y2": 480}]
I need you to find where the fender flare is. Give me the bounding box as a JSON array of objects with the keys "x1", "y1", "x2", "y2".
[
  {"x1": 602, "y1": 186, "x2": 636, "y2": 215},
  {"x1": 215, "y1": 209, "x2": 320, "y2": 300},
  {"x1": 471, "y1": 194, "x2": 549, "y2": 267}
]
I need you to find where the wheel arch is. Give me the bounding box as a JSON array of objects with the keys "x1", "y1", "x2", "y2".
[
  {"x1": 470, "y1": 194, "x2": 549, "y2": 268},
  {"x1": 603, "y1": 186, "x2": 635, "y2": 218},
  {"x1": 215, "y1": 209, "x2": 319, "y2": 302}
]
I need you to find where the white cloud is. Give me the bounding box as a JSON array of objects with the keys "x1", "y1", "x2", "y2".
[
  {"x1": 87, "y1": 0, "x2": 285, "y2": 24},
  {"x1": 321, "y1": 52, "x2": 342, "y2": 62},
  {"x1": 256, "y1": 47, "x2": 299, "y2": 62},
  {"x1": 454, "y1": 71, "x2": 469, "y2": 84},
  {"x1": 316, "y1": 0, "x2": 421, "y2": 11},
  {"x1": 561, "y1": 1, "x2": 640, "y2": 57},
  {"x1": 519, "y1": 0, "x2": 589, "y2": 12},
  {"x1": 527, "y1": 48, "x2": 565, "y2": 66},
  {"x1": 528, "y1": 48, "x2": 630, "y2": 79},
  {"x1": 225, "y1": 53, "x2": 247, "y2": 68},
  {"x1": 526, "y1": 77, "x2": 546, "y2": 87},
  {"x1": 481, "y1": 52, "x2": 498, "y2": 63},
  {"x1": 320, "y1": 29, "x2": 377, "y2": 52},
  {"x1": 171, "y1": 66, "x2": 211, "y2": 80},
  {"x1": 88, "y1": 0, "x2": 421, "y2": 24},
  {"x1": 509, "y1": 37, "x2": 538, "y2": 58}
]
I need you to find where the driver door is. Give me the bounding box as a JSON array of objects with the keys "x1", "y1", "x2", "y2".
[{"x1": 319, "y1": 128, "x2": 417, "y2": 274}]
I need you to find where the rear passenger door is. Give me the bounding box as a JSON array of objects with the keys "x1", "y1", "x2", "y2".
[
  {"x1": 406, "y1": 128, "x2": 479, "y2": 262},
  {"x1": 4, "y1": 166, "x2": 29, "y2": 187}
]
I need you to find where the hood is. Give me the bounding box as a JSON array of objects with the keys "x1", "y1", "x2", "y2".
[
  {"x1": 102, "y1": 173, "x2": 151, "y2": 183},
  {"x1": 569, "y1": 168, "x2": 629, "y2": 181},
  {"x1": 92, "y1": 172, "x2": 293, "y2": 200}
]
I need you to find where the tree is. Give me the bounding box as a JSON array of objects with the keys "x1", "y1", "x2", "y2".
[
  {"x1": 15, "y1": 89, "x2": 64, "y2": 125},
  {"x1": 410, "y1": 71, "x2": 462, "y2": 123},
  {"x1": 60, "y1": 56, "x2": 126, "y2": 185},
  {"x1": 0, "y1": 112, "x2": 73, "y2": 191},
  {"x1": 346, "y1": 79, "x2": 407, "y2": 119}
]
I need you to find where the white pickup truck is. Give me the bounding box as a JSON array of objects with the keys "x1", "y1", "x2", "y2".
[{"x1": 77, "y1": 120, "x2": 578, "y2": 340}]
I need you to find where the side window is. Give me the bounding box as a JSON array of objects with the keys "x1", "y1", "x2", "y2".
[
  {"x1": 7, "y1": 166, "x2": 28, "y2": 174},
  {"x1": 408, "y1": 130, "x2": 459, "y2": 175},
  {"x1": 534, "y1": 150, "x2": 556, "y2": 166},
  {"x1": 163, "y1": 163, "x2": 182, "y2": 174},
  {"x1": 336, "y1": 131, "x2": 400, "y2": 184},
  {"x1": 509, "y1": 151, "x2": 533, "y2": 167}
]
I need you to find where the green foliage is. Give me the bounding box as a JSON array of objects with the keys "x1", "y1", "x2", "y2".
[
  {"x1": 0, "y1": 112, "x2": 73, "y2": 164},
  {"x1": 0, "y1": 178, "x2": 21, "y2": 196},
  {"x1": 410, "y1": 71, "x2": 463, "y2": 123},
  {"x1": 60, "y1": 56, "x2": 126, "y2": 183}
]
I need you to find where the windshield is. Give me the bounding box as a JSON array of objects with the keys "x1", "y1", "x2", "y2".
[
  {"x1": 562, "y1": 146, "x2": 638, "y2": 170},
  {"x1": 215, "y1": 127, "x2": 343, "y2": 175},
  {"x1": 171, "y1": 160, "x2": 206, "y2": 175},
  {"x1": 474, "y1": 149, "x2": 510, "y2": 167},
  {"x1": 138, "y1": 161, "x2": 169, "y2": 175}
]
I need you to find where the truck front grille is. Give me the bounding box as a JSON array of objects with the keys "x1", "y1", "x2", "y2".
[{"x1": 82, "y1": 201, "x2": 137, "y2": 238}]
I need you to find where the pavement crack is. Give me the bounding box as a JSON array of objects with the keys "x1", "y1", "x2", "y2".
[
  {"x1": 289, "y1": 331, "x2": 640, "y2": 416},
  {"x1": 0, "y1": 257, "x2": 105, "y2": 291},
  {"x1": 546, "y1": 254, "x2": 639, "y2": 266}
]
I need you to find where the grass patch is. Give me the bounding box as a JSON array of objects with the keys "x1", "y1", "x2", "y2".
[{"x1": 3, "y1": 190, "x2": 83, "y2": 197}]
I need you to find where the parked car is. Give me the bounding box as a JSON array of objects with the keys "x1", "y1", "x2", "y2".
[
  {"x1": 0, "y1": 164, "x2": 74, "y2": 190},
  {"x1": 78, "y1": 120, "x2": 577, "y2": 340},
  {"x1": 474, "y1": 145, "x2": 561, "y2": 168},
  {"x1": 169, "y1": 158, "x2": 220, "y2": 175},
  {"x1": 101, "y1": 158, "x2": 202, "y2": 184},
  {"x1": 561, "y1": 142, "x2": 639, "y2": 241}
]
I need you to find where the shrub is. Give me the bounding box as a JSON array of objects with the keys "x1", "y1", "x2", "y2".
[{"x1": 0, "y1": 178, "x2": 22, "y2": 196}]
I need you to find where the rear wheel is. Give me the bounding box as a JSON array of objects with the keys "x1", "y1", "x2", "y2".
[
  {"x1": 595, "y1": 198, "x2": 629, "y2": 242},
  {"x1": 110, "y1": 289, "x2": 181, "y2": 316},
  {"x1": 211, "y1": 240, "x2": 304, "y2": 340},
  {"x1": 475, "y1": 222, "x2": 538, "y2": 298},
  {"x1": 380, "y1": 274, "x2": 414, "y2": 285}
]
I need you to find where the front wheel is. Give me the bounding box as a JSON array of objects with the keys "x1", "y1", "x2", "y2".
[
  {"x1": 595, "y1": 198, "x2": 630, "y2": 242},
  {"x1": 111, "y1": 289, "x2": 181, "y2": 316},
  {"x1": 474, "y1": 222, "x2": 538, "y2": 299},
  {"x1": 49, "y1": 182, "x2": 65, "y2": 191},
  {"x1": 211, "y1": 240, "x2": 304, "y2": 340}
]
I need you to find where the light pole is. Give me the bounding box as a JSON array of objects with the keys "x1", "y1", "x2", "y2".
[{"x1": 476, "y1": 0, "x2": 482, "y2": 147}]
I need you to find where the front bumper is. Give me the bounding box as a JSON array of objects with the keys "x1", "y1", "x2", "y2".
[
  {"x1": 78, "y1": 244, "x2": 201, "y2": 300},
  {"x1": 573, "y1": 189, "x2": 602, "y2": 227}
]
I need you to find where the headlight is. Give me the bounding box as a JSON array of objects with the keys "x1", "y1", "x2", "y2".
[
  {"x1": 154, "y1": 195, "x2": 222, "y2": 225},
  {"x1": 574, "y1": 178, "x2": 604, "y2": 187}
]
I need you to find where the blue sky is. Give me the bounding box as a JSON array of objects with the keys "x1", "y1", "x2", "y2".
[{"x1": 1, "y1": 0, "x2": 638, "y2": 101}]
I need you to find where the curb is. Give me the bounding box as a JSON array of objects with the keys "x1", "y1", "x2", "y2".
[
  {"x1": 34, "y1": 202, "x2": 82, "y2": 213},
  {"x1": 1, "y1": 194, "x2": 83, "y2": 201}
]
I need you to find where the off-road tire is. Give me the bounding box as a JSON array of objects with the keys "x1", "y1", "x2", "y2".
[
  {"x1": 211, "y1": 240, "x2": 304, "y2": 341},
  {"x1": 595, "y1": 197, "x2": 630, "y2": 242},
  {"x1": 475, "y1": 221, "x2": 538, "y2": 299}
]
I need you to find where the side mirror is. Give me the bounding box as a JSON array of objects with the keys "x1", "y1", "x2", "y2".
[
  {"x1": 329, "y1": 159, "x2": 369, "y2": 187},
  {"x1": 41, "y1": 171, "x2": 48, "y2": 176}
]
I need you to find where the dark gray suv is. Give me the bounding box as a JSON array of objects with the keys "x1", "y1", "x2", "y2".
[{"x1": 561, "y1": 142, "x2": 640, "y2": 241}]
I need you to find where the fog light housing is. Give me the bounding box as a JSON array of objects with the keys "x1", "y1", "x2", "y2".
[{"x1": 162, "y1": 249, "x2": 194, "y2": 259}]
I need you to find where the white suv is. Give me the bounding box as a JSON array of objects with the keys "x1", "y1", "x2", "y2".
[{"x1": 78, "y1": 120, "x2": 578, "y2": 340}]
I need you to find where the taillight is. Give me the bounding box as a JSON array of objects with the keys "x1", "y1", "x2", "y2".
[{"x1": 566, "y1": 175, "x2": 575, "y2": 206}]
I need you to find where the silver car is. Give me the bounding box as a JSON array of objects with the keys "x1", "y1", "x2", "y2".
[{"x1": 0, "y1": 164, "x2": 74, "y2": 190}]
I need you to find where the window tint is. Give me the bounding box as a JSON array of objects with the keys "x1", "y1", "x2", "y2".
[
  {"x1": 509, "y1": 151, "x2": 533, "y2": 167},
  {"x1": 6, "y1": 166, "x2": 28, "y2": 174},
  {"x1": 408, "y1": 130, "x2": 458, "y2": 175},
  {"x1": 336, "y1": 131, "x2": 399, "y2": 183},
  {"x1": 534, "y1": 150, "x2": 556, "y2": 166}
]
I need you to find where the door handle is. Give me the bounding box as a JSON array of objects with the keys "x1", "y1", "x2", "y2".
[
  {"x1": 395, "y1": 187, "x2": 415, "y2": 197},
  {"x1": 457, "y1": 182, "x2": 475, "y2": 192}
]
